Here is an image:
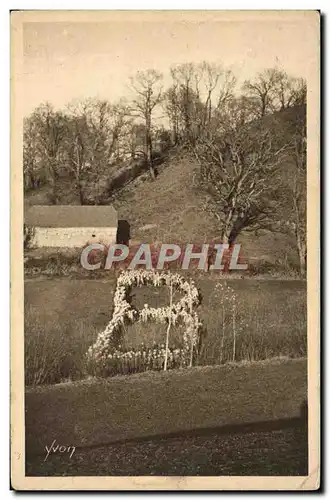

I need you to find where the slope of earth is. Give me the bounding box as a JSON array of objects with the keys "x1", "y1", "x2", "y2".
[
  {"x1": 114, "y1": 154, "x2": 298, "y2": 267},
  {"x1": 112, "y1": 107, "x2": 304, "y2": 269},
  {"x1": 25, "y1": 358, "x2": 307, "y2": 476},
  {"x1": 114, "y1": 152, "x2": 218, "y2": 243}
]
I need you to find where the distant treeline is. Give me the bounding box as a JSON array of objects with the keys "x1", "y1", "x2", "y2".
[{"x1": 24, "y1": 63, "x2": 306, "y2": 199}]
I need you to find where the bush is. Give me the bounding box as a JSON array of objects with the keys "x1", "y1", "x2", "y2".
[
  {"x1": 24, "y1": 250, "x2": 83, "y2": 277},
  {"x1": 247, "y1": 259, "x2": 301, "y2": 277},
  {"x1": 24, "y1": 225, "x2": 35, "y2": 250}
]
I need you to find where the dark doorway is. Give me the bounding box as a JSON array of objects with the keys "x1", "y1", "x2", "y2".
[{"x1": 116, "y1": 220, "x2": 130, "y2": 246}]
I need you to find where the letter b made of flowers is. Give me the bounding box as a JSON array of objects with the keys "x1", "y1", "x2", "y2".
[{"x1": 86, "y1": 270, "x2": 203, "y2": 368}]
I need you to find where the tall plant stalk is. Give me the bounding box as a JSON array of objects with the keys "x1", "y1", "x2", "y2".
[
  {"x1": 220, "y1": 300, "x2": 225, "y2": 364},
  {"x1": 164, "y1": 281, "x2": 173, "y2": 371},
  {"x1": 189, "y1": 279, "x2": 194, "y2": 368},
  {"x1": 232, "y1": 300, "x2": 236, "y2": 362}
]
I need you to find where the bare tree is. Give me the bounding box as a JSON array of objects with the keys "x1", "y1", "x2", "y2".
[
  {"x1": 129, "y1": 70, "x2": 163, "y2": 179},
  {"x1": 283, "y1": 107, "x2": 307, "y2": 276},
  {"x1": 170, "y1": 63, "x2": 195, "y2": 142},
  {"x1": 290, "y1": 77, "x2": 307, "y2": 107},
  {"x1": 192, "y1": 101, "x2": 288, "y2": 244},
  {"x1": 243, "y1": 68, "x2": 279, "y2": 117},
  {"x1": 215, "y1": 69, "x2": 237, "y2": 111},
  {"x1": 267, "y1": 103, "x2": 307, "y2": 276},
  {"x1": 28, "y1": 103, "x2": 67, "y2": 203},
  {"x1": 68, "y1": 98, "x2": 131, "y2": 172},
  {"x1": 107, "y1": 101, "x2": 132, "y2": 163},
  {"x1": 201, "y1": 62, "x2": 236, "y2": 125},
  {"x1": 123, "y1": 123, "x2": 146, "y2": 160},
  {"x1": 64, "y1": 98, "x2": 131, "y2": 203},
  {"x1": 272, "y1": 70, "x2": 295, "y2": 110},
  {"x1": 64, "y1": 114, "x2": 90, "y2": 204},
  {"x1": 23, "y1": 117, "x2": 41, "y2": 190},
  {"x1": 163, "y1": 83, "x2": 180, "y2": 145},
  {"x1": 291, "y1": 115, "x2": 306, "y2": 276},
  {"x1": 272, "y1": 70, "x2": 307, "y2": 111},
  {"x1": 165, "y1": 62, "x2": 236, "y2": 143}
]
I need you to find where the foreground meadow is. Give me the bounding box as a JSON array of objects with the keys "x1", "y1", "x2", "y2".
[
  {"x1": 24, "y1": 275, "x2": 308, "y2": 476},
  {"x1": 24, "y1": 276, "x2": 306, "y2": 385},
  {"x1": 25, "y1": 358, "x2": 307, "y2": 476}
]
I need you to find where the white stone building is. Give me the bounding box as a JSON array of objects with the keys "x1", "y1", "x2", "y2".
[{"x1": 25, "y1": 205, "x2": 118, "y2": 248}]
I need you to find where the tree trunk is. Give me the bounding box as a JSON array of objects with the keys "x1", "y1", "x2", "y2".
[
  {"x1": 48, "y1": 173, "x2": 57, "y2": 204},
  {"x1": 296, "y1": 231, "x2": 306, "y2": 277},
  {"x1": 145, "y1": 118, "x2": 156, "y2": 180},
  {"x1": 184, "y1": 84, "x2": 191, "y2": 142},
  {"x1": 28, "y1": 167, "x2": 36, "y2": 189},
  {"x1": 260, "y1": 96, "x2": 267, "y2": 117},
  {"x1": 171, "y1": 119, "x2": 178, "y2": 145},
  {"x1": 293, "y1": 193, "x2": 306, "y2": 278},
  {"x1": 219, "y1": 230, "x2": 231, "y2": 272},
  {"x1": 78, "y1": 183, "x2": 85, "y2": 205},
  {"x1": 220, "y1": 209, "x2": 235, "y2": 245},
  {"x1": 47, "y1": 157, "x2": 58, "y2": 204}
]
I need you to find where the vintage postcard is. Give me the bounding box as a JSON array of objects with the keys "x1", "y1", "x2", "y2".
[{"x1": 11, "y1": 10, "x2": 320, "y2": 490}]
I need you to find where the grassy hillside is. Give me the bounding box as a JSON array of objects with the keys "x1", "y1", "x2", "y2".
[
  {"x1": 113, "y1": 155, "x2": 298, "y2": 269},
  {"x1": 25, "y1": 358, "x2": 307, "y2": 476}
]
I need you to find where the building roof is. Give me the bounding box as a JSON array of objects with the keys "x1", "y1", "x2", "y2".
[{"x1": 25, "y1": 205, "x2": 118, "y2": 228}]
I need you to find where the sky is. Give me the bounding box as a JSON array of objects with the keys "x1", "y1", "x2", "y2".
[{"x1": 22, "y1": 11, "x2": 318, "y2": 117}]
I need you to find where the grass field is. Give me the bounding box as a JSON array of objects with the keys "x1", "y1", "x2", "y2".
[
  {"x1": 25, "y1": 358, "x2": 307, "y2": 476},
  {"x1": 24, "y1": 276, "x2": 306, "y2": 385}
]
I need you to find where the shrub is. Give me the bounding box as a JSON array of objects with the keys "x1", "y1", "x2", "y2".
[
  {"x1": 24, "y1": 250, "x2": 83, "y2": 277},
  {"x1": 24, "y1": 224, "x2": 35, "y2": 250},
  {"x1": 247, "y1": 259, "x2": 301, "y2": 278}
]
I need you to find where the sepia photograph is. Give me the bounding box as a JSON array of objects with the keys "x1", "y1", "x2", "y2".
[{"x1": 11, "y1": 10, "x2": 320, "y2": 490}]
